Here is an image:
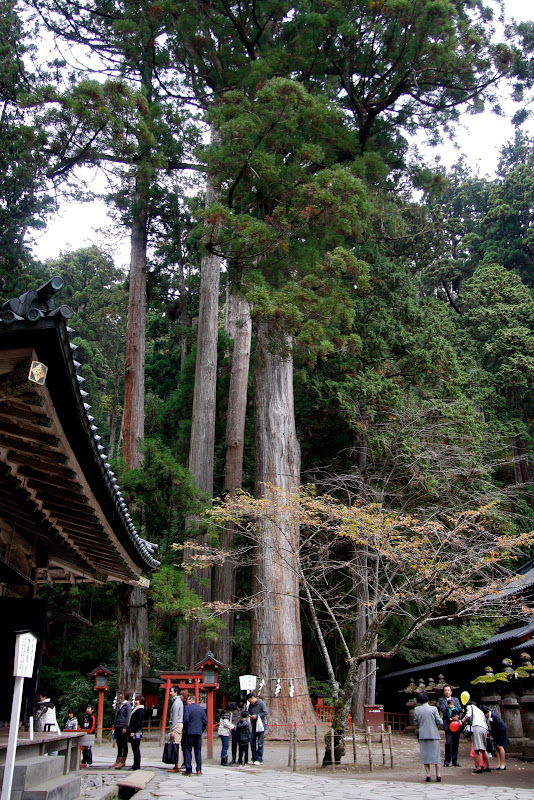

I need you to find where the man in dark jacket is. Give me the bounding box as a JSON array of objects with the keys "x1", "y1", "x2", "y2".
[
  {"x1": 246, "y1": 692, "x2": 268, "y2": 765},
  {"x1": 437, "y1": 684, "x2": 462, "y2": 767},
  {"x1": 113, "y1": 691, "x2": 132, "y2": 770},
  {"x1": 182, "y1": 697, "x2": 207, "y2": 775}
]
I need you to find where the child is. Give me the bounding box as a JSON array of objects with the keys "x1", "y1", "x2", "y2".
[
  {"x1": 218, "y1": 710, "x2": 235, "y2": 766},
  {"x1": 236, "y1": 711, "x2": 251, "y2": 766},
  {"x1": 81, "y1": 704, "x2": 96, "y2": 766},
  {"x1": 64, "y1": 709, "x2": 78, "y2": 731},
  {"x1": 447, "y1": 699, "x2": 461, "y2": 724}
]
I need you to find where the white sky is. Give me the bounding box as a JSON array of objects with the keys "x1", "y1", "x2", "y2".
[{"x1": 30, "y1": 0, "x2": 534, "y2": 266}]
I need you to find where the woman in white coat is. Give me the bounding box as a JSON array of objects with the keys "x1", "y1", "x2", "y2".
[{"x1": 413, "y1": 692, "x2": 443, "y2": 783}]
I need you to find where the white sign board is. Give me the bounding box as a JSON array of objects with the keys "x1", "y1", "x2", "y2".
[
  {"x1": 13, "y1": 631, "x2": 38, "y2": 678},
  {"x1": 239, "y1": 674, "x2": 257, "y2": 692}
]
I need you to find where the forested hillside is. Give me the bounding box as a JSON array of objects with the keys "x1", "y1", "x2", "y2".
[{"x1": 1, "y1": 0, "x2": 534, "y2": 730}]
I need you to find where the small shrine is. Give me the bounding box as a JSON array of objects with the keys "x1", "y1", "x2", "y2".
[{"x1": 158, "y1": 650, "x2": 225, "y2": 758}]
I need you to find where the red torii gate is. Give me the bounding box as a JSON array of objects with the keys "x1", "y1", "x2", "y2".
[{"x1": 158, "y1": 651, "x2": 224, "y2": 759}]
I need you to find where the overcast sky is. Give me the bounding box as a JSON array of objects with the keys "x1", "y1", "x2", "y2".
[{"x1": 30, "y1": 0, "x2": 534, "y2": 266}]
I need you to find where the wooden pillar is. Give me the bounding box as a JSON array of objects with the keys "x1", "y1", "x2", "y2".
[
  {"x1": 206, "y1": 688, "x2": 214, "y2": 759},
  {"x1": 160, "y1": 678, "x2": 172, "y2": 745},
  {"x1": 96, "y1": 690, "x2": 105, "y2": 745}
]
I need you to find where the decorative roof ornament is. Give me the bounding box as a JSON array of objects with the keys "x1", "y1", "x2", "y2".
[{"x1": 1, "y1": 277, "x2": 72, "y2": 323}]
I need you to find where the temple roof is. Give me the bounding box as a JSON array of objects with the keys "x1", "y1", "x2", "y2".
[{"x1": 0, "y1": 278, "x2": 159, "y2": 589}]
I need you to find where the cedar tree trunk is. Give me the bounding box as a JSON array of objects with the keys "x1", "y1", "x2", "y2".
[
  {"x1": 251, "y1": 319, "x2": 316, "y2": 734},
  {"x1": 119, "y1": 177, "x2": 150, "y2": 693},
  {"x1": 177, "y1": 156, "x2": 221, "y2": 667},
  {"x1": 117, "y1": 583, "x2": 149, "y2": 694},
  {"x1": 122, "y1": 179, "x2": 147, "y2": 470},
  {"x1": 211, "y1": 285, "x2": 252, "y2": 668}
]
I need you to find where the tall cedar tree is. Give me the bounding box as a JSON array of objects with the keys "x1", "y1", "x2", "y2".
[{"x1": 30, "y1": 0, "x2": 191, "y2": 691}]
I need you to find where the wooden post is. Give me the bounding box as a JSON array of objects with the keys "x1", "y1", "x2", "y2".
[
  {"x1": 160, "y1": 678, "x2": 171, "y2": 747},
  {"x1": 366, "y1": 726, "x2": 373, "y2": 772},
  {"x1": 330, "y1": 728, "x2": 335, "y2": 773},
  {"x1": 288, "y1": 728, "x2": 293, "y2": 767},
  {"x1": 96, "y1": 691, "x2": 104, "y2": 745},
  {"x1": 1, "y1": 675, "x2": 24, "y2": 800},
  {"x1": 314, "y1": 725, "x2": 319, "y2": 764},
  {"x1": 351, "y1": 720, "x2": 357, "y2": 764},
  {"x1": 388, "y1": 724, "x2": 394, "y2": 768},
  {"x1": 206, "y1": 687, "x2": 214, "y2": 759},
  {"x1": 292, "y1": 722, "x2": 297, "y2": 772}
]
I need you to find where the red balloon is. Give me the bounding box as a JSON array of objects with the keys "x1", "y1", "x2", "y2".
[{"x1": 449, "y1": 720, "x2": 460, "y2": 732}]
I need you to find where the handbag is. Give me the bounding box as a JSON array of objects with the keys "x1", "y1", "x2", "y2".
[
  {"x1": 256, "y1": 716, "x2": 265, "y2": 733},
  {"x1": 486, "y1": 734, "x2": 496, "y2": 755},
  {"x1": 162, "y1": 740, "x2": 179, "y2": 764}
]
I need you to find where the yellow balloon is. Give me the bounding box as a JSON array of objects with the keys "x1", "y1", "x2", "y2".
[{"x1": 461, "y1": 691, "x2": 470, "y2": 706}]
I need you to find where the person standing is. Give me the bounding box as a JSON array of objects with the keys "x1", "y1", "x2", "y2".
[
  {"x1": 182, "y1": 696, "x2": 207, "y2": 775},
  {"x1": 63, "y1": 709, "x2": 78, "y2": 731},
  {"x1": 246, "y1": 692, "x2": 267, "y2": 765},
  {"x1": 218, "y1": 709, "x2": 235, "y2": 765},
  {"x1": 236, "y1": 711, "x2": 251, "y2": 766},
  {"x1": 81, "y1": 704, "x2": 96, "y2": 767},
  {"x1": 437, "y1": 684, "x2": 462, "y2": 767},
  {"x1": 462, "y1": 701, "x2": 490, "y2": 774},
  {"x1": 485, "y1": 706, "x2": 509, "y2": 771},
  {"x1": 34, "y1": 692, "x2": 60, "y2": 733},
  {"x1": 229, "y1": 701, "x2": 241, "y2": 764},
  {"x1": 413, "y1": 692, "x2": 443, "y2": 783},
  {"x1": 129, "y1": 695, "x2": 145, "y2": 770},
  {"x1": 167, "y1": 686, "x2": 184, "y2": 773},
  {"x1": 113, "y1": 691, "x2": 132, "y2": 770}
]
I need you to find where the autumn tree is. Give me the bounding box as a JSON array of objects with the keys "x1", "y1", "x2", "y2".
[{"x1": 209, "y1": 486, "x2": 534, "y2": 760}]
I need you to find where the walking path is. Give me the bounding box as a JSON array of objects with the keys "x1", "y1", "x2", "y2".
[{"x1": 82, "y1": 737, "x2": 534, "y2": 800}]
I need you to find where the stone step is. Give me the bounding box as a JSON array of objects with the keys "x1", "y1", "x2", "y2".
[
  {"x1": 116, "y1": 769, "x2": 154, "y2": 790},
  {"x1": 0, "y1": 755, "x2": 65, "y2": 790},
  {"x1": 21, "y1": 773, "x2": 81, "y2": 800}
]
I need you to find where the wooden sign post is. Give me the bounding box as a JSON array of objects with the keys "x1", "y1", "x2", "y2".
[{"x1": 1, "y1": 631, "x2": 38, "y2": 800}]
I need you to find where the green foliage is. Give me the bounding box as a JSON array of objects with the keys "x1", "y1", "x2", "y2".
[
  {"x1": 0, "y1": 0, "x2": 53, "y2": 277},
  {"x1": 293, "y1": 0, "x2": 510, "y2": 154},
  {"x1": 462, "y1": 262, "x2": 534, "y2": 423},
  {"x1": 40, "y1": 667, "x2": 94, "y2": 723},
  {"x1": 390, "y1": 618, "x2": 503, "y2": 669},
  {"x1": 113, "y1": 437, "x2": 205, "y2": 551},
  {"x1": 42, "y1": 246, "x2": 128, "y2": 445},
  {"x1": 150, "y1": 564, "x2": 202, "y2": 619}
]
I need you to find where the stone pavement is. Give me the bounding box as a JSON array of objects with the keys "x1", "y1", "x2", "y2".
[
  {"x1": 131, "y1": 767, "x2": 534, "y2": 800},
  {"x1": 83, "y1": 737, "x2": 534, "y2": 800}
]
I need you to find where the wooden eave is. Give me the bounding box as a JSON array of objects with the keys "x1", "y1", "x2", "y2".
[{"x1": 0, "y1": 316, "x2": 159, "y2": 587}]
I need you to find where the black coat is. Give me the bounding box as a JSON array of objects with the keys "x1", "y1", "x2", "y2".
[
  {"x1": 236, "y1": 719, "x2": 251, "y2": 744},
  {"x1": 129, "y1": 705, "x2": 145, "y2": 735},
  {"x1": 489, "y1": 713, "x2": 509, "y2": 747}
]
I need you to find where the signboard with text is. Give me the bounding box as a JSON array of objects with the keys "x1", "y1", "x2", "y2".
[
  {"x1": 13, "y1": 631, "x2": 38, "y2": 678},
  {"x1": 239, "y1": 674, "x2": 257, "y2": 692}
]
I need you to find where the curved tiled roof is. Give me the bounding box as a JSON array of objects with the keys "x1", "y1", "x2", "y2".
[{"x1": 0, "y1": 277, "x2": 159, "y2": 584}]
